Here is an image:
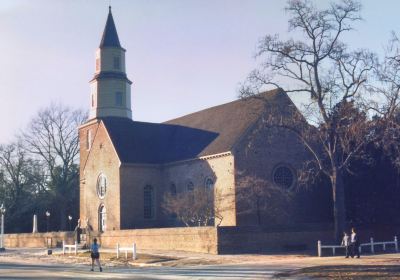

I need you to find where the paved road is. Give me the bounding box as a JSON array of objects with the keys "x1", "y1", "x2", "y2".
[{"x1": 0, "y1": 262, "x2": 294, "y2": 279}]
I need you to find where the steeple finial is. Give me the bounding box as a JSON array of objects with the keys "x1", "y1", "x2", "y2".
[{"x1": 99, "y1": 6, "x2": 121, "y2": 48}]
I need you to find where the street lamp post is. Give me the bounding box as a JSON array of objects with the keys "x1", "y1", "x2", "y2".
[
  {"x1": 45, "y1": 211, "x2": 50, "y2": 232},
  {"x1": 0, "y1": 204, "x2": 6, "y2": 251},
  {"x1": 68, "y1": 215, "x2": 72, "y2": 231}
]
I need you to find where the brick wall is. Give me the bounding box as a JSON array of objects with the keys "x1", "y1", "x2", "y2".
[
  {"x1": 120, "y1": 164, "x2": 162, "y2": 228},
  {"x1": 4, "y1": 232, "x2": 75, "y2": 248},
  {"x1": 80, "y1": 120, "x2": 121, "y2": 231},
  {"x1": 95, "y1": 227, "x2": 218, "y2": 254},
  {"x1": 217, "y1": 226, "x2": 333, "y2": 254},
  {"x1": 5, "y1": 226, "x2": 398, "y2": 254},
  {"x1": 3, "y1": 228, "x2": 217, "y2": 253},
  {"x1": 162, "y1": 154, "x2": 237, "y2": 227}
]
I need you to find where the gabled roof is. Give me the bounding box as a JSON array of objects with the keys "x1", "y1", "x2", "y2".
[
  {"x1": 101, "y1": 89, "x2": 292, "y2": 164},
  {"x1": 99, "y1": 7, "x2": 121, "y2": 48},
  {"x1": 102, "y1": 118, "x2": 219, "y2": 164}
]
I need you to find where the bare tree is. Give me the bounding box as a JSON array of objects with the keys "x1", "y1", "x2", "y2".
[
  {"x1": 162, "y1": 186, "x2": 222, "y2": 227},
  {"x1": 0, "y1": 142, "x2": 43, "y2": 232},
  {"x1": 20, "y1": 104, "x2": 87, "y2": 230},
  {"x1": 240, "y1": 0, "x2": 380, "y2": 239},
  {"x1": 368, "y1": 33, "x2": 400, "y2": 169},
  {"x1": 236, "y1": 175, "x2": 292, "y2": 226}
]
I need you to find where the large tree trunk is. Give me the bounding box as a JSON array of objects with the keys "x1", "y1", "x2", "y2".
[{"x1": 331, "y1": 169, "x2": 346, "y2": 241}]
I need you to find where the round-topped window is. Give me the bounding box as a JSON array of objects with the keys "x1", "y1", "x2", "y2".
[
  {"x1": 273, "y1": 165, "x2": 295, "y2": 189},
  {"x1": 97, "y1": 173, "x2": 107, "y2": 199},
  {"x1": 205, "y1": 178, "x2": 214, "y2": 189}
]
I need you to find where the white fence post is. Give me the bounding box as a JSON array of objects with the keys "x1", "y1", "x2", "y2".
[
  {"x1": 117, "y1": 243, "x2": 119, "y2": 259},
  {"x1": 395, "y1": 236, "x2": 398, "y2": 252},
  {"x1": 62, "y1": 240, "x2": 65, "y2": 255},
  {"x1": 370, "y1": 237, "x2": 374, "y2": 254},
  {"x1": 317, "y1": 240, "x2": 322, "y2": 257},
  {"x1": 132, "y1": 243, "x2": 137, "y2": 260}
]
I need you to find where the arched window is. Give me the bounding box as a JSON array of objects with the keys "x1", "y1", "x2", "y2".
[
  {"x1": 273, "y1": 165, "x2": 295, "y2": 189},
  {"x1": 144, "y1": 185, "x2": 154, "y2": 219},
  {"x1": 98, "y1": 204, "x2": 106, "y2": 232},
  {"x1": 96, "y1": 173, "x2": 107, "y2": 199},
  {"x1": 187, "y1": 181, "x2": 194, "y2": 191},
  {"x1": 170, "y1": 183, "x2": 177, "y2": 196},
  {"x1": 205, "y1": 178, "x2": 214, "y2": 190}
]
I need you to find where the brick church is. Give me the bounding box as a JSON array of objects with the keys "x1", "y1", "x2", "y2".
[{"x1": 79, "y1": 8, "x2": 331, "y2": 233}]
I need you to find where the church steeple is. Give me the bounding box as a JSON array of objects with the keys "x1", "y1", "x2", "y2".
[
  {"x1": 89, "y1": 6, "x2": 132, "y2": 120},
  {"x1": 100, "y1": 6, "x2": 121, "y2": 48}
]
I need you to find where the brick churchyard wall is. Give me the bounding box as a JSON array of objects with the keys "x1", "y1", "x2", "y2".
[
  {"x1": 3, "y1": 227, "x2": 330, "y2": 254},
  {"x1": 5, "y1": 226, "x2": 399, "y2": 254},
  {"x1": 97, "y1": 227, "x2": 218, "y2": 254},
  {"x1": 3, "y1": 227, "x2": 218, "y2": 254},
  {"x1": 217, "y1": 226, "x2": 334, "y2": 254},
  {"x1": 4, "y1": 232, "x2": 75, "y2": 248}
]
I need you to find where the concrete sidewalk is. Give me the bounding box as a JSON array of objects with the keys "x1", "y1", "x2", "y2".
[{"x1": 1, "y1": 247, "x2": 399, "y2": 267}]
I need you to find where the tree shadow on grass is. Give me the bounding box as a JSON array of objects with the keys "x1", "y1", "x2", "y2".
[{"x1": 276, "y1": 265, "x2": 400, "y2": 279}]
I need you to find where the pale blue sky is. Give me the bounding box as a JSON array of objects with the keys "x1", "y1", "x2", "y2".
[{"x1": 0, "y1": 0, "x2": 399, "y2": 144}]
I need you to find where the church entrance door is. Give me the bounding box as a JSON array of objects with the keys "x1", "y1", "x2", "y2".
[{"x1": 99, "y1": 205, "x2": 106, "y2": 232}]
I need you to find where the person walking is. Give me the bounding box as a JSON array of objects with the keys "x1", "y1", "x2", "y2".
[
  {"x1": 90, "y1": 238, "x2": 102, "y2": 272},
  {"x1": 350, "y1": 227, "x2": 360, "y2": 258},
  {"x1": 341, "y1": 231, "x2": 350, "y2": 258}
]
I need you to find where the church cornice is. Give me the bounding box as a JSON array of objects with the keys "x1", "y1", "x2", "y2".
[
  {"x1": 90, "y1": 71, "x2": 132, "y2": 84},
  {"x1": 78, "y1": 118, "x2": 101, "y2": 130},
  {"x1": 120, "y1": 151, "x2": 233, "y2": 168}
]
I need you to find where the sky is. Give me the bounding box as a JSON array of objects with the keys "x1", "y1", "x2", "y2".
[{"x1": 0, "y1": 0, "x2": 399, "y2": 144}]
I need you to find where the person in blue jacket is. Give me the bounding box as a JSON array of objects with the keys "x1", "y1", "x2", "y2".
[{"x1": 90, "y1": 238, "x2": 102, "y2": 272}]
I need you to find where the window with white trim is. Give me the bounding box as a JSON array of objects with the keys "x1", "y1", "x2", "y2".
[
  {"x1": 144, "y1": 185, "x2": 154, "y2": 219},
  {"x1": 187, "y1": 181, "x2": 194, "y2": 191},
  {"x1": 273, "y1": 165, "x2": 295, "y2": 189},
  {"x1": 96, "y1": 173, "x2": 107, "y2": 199},
  {"x1": 205, "y1": 178, "x2": 214, "y2": 189}
]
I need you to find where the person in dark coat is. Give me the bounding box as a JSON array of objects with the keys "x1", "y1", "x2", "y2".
[{"x1": 350, "y1": 227, "x2": 360, "y2": 258}]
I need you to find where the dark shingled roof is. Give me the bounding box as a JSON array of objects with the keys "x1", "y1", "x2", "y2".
[
  {"x1": 100, "y1": 7, "x2": 121, "y2": 48},
  {"x1": 102, "y1": 118, "x2": 219, "y2": 164},
  {"x1": 102, "y1": 89, "x2": 289, "y2": 164}
]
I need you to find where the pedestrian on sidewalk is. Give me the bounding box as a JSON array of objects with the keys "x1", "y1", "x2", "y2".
[
  {"x1": 90, "y1": 238, "x2": 102, "y2": 272},
  {"x1": 350, "y1": 227, "x2": 360, "y2": 258},
  {"x1": 341, "y1": 231, "x2": 350, "y2": 258}
]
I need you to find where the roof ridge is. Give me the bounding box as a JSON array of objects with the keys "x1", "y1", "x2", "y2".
[{"x1": 164, "y1": 88, "x2": 281, "y2": 124}]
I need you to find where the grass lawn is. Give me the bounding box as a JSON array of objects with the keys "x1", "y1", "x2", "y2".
[{"x1": 56, "y1": 251, "x2": 178, "y2": 266}]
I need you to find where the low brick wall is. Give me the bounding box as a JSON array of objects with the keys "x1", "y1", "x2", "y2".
[
  {"x1": 217, "y1": 226, "x2": 333, "y2": 254},
  {"x1": 4, "y1": 232, "x2": 75, "y2": 248},
  {"x1": 96, "y1": 227, "x2": 218, "y2": 254}
]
